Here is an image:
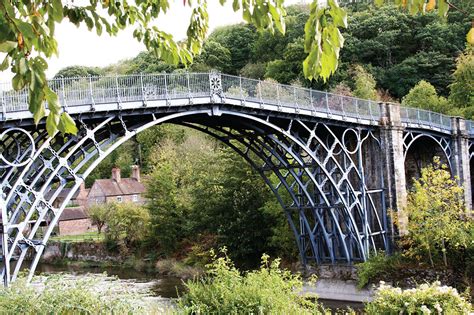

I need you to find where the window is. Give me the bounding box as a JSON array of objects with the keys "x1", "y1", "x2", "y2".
[
  {"x1": 116, "y1": 196, "x2": 123, "y2": 203},
  {"x1": 132, "y1": 194, "x2": 139, "y2": 202}
]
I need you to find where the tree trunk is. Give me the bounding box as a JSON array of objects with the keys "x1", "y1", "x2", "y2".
[
  {"x1": 441, "y1": 238, "x2": 448, "y2": 267},
  {"x1": 427, "y1": 244, "x2": 434, "y2": 268}
]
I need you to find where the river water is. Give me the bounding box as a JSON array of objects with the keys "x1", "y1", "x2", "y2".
[{"x1": 35, "y1": 263, "x2": 364, "y2": 312}]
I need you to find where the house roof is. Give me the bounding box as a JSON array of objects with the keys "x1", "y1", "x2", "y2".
[
  {"x1": 94, "y1": 178, "x2": 145, "y2": 197},
  {"x1": 59, "y1": 207, "x2": 89, "y2": 221},
  {"x1": 45, "y1": 187, "x2": 89, "y2": 201}
]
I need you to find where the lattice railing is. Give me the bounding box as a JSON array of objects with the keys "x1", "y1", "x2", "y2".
[
  {"x1": 399, "y1": 106, "x2": 452, "y2": 132},
  {"x1": 0, "y1": 72, "x2": 470, "y2": 134}
]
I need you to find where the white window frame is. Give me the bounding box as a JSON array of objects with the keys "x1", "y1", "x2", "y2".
[{"x1": 116, "y1": 196, "x2": 123, "y2": 203}]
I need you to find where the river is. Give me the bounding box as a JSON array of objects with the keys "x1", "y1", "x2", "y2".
[{"x1": 35, "y1": 263, "x2": 364, "y2": 312}]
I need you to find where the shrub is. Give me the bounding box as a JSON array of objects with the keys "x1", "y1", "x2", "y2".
[
  {"x1": 402, "y1": 159, "x2": 471, "y2": 268},
  {"x1": 177, "y1": 249, "x2": 322, "y2": 314},
  {"x1": 365, "y1": 281, "x2": 472, "y2": 314},
  {"x1": 0, "y1": 274, "x2": 144, "y2": 314},
  {"x1": 356, "y1": 253, "x2": 402, "y2": 289}
]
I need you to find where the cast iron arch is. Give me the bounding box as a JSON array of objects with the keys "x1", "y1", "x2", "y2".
[{"x1": 1, "y1": 107, "x2": 388, "y2": 285}]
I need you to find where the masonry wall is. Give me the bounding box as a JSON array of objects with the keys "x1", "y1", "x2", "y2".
[{"x1": 58, "y1": 218, "x2": 94, "y2": 235}]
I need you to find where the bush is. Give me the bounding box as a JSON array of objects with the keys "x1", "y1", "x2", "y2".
[
  {"x1": 365, "y1": 281, "x2": 472, "y2": 314},
  {"x1": 177, "y1": 249, "x2": 321, "y2": 314},
  {"x1": 0, "y1": 274, "x2": 144, "y2": 314},
  {"x1": 356, "y1": 253, "x2": 402, "y2": 289}
]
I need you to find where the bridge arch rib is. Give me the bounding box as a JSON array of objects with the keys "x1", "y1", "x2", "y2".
[
  {"x1": 403, "y1": 131, "x2": 452, "y2": 187},
  {"x1": 1, "y1": 106, "x2": 388, "y2": 285}
]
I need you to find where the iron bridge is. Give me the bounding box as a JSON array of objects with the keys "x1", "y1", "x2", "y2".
[{"x1": 1, "y1": 72, "x2": 473, "y2": 286}]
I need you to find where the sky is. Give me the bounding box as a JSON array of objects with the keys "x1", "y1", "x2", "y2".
[{"x1": 0, "y1": 0, "x2": 307, "y2": 81}]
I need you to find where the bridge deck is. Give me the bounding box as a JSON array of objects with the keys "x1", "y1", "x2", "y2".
[{"x1": 0, "y1": 72, "x2": 462, "y2": 135}]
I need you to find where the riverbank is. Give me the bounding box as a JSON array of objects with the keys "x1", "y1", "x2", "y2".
[{"x1": 38, "y1": 240, "x2": 374, "y2": 307}]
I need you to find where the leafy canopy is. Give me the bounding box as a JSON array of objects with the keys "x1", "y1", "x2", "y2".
[{"x1": 402, "y1": 158, "x2": 472, "y2": 268}]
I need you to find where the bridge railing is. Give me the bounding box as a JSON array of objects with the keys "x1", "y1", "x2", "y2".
[
  {"x1": 220, "y1": 74, "x2": 381, "y2": 123},
  {"x1": 399, "y1": 106, "x2": 452, "y2": 132},
  {"x1": 0, "y1": 72, "x2": 465, "y2": 135}
]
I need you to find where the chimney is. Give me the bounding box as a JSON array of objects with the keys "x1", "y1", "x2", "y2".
[
  {"x1": 131, "y1": 165, "x2": 140, "y2": 182},
  {"x1": 112, "y1": 167, "x2": 121, "y2": 183}
]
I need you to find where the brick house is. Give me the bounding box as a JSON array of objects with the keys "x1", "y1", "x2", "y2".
[{"x1": 87, "y1": 166, "x2": 146, "y2": 205}]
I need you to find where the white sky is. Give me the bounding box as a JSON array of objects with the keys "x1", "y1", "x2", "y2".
[{"x1": 1, "y1": 0, "x2": 308, "y2": 82}]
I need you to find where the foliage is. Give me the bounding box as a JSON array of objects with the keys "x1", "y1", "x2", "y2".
[
  {"x1": 85, "y1": 140, "x2": 136, "y2": 186},
  {"x1": 146, "y1": 140, "x2": 184, "y2": 254},
  {"x1": 104, "y1": 202, "x2": 150, "y2": 249},
  {"x1": 402, "y1": 80, "x2": 449, "y2": 112},
  {"x1": 303, "y1": 0, "x2": 348, "y2": 82},
  {"x1": 0, "y1": 0, "x2": 286, "y2": 136},
  {"x1": 209, "y1": 24, "x2": 259, "y2": 74},
  {"x1": 177, "y1": 249, "x2": 321, "y2": 314},
  {"x1": 240, "y1": 62, "x2": 267, "y2": 79},
  {"x1": 0, "y1": 274, "x2": 143, "y2": 314},
  {"x1": 87, "y1": 203, "x2": 111, "y2": 234},
  {"x1": 383, "y1": 51, "x2": 455, "y2": 98},
  {"x1": 365, "y1": 281, "x2": 472, "y2": 314},
  {"x1": 342, "y1": 6, "x2": 471, "y2": 98},
  {"x1": 402, "y1": 158, "x2": 472, "y2": 267},
  {"x1": 193, "y1": 40, "x2": 232, "y2": 72},
  {"x1": 351, "y1": 64, "x2": 377, "y2": 100},
  {"x1": 356, "y1": 253, "x2": 402, "y2": 289},
  {"x1": 449, "y1": 49, "x2": 474, "y2": 114},
  {"x1": 53, "y1": 65, "x2": 103, "y2": 79}
]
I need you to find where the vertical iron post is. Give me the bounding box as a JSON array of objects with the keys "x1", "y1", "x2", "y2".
[
  {"x1": 88, "y1": 75, "x2": 95, "y2": 111},
  {"x1": 140, "y1": 73, "x2": 146, "y2": 106},
  {"x1": 0, "y1": 190, "x2": 9, "y2": 287}
]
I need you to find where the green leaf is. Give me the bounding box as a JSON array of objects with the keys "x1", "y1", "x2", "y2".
[
  {"x1": 17, "y1": 22, "x2": 35, "y2": 39},
  {"x1": 0, "y1": 55, "x2": 10, "y2": 71},
  {"x1": 33, "y1": 101, "x2": 46, "y2": 125},
  {"x1": 51, "y1": 0, "x2": 64, "y2": 22},
  {"x1": 44, "y1": 86, "x2": 61, "y2": 114},
  {"x1": 374, "y1": 0, "x2": 384, "y2": 7},
  {"x1": 437, "y1": 0, "x2": 449, "y2": 18},
  {"x1": 12, "y1": 74, "x2": 26, "y2": 91},
  {"x1": 328, "y1": 0, "x2": 347, "y2": 28},
  {"x1": 58, "y1": 112, "x2": 78, "y2": 135},
  {"x1": 19, "y1": 57, "x2": 28, "y2": 75},
  {"x1": 0, "y1": 41, "x2": 17, "y2": 53},
  {"x1": 232, "y1": 0, "x2": 240, "y2": 11},
  {"x1": 467, "y1": 27, "x2": 474, "y2": 45},
  {"x1": 46, "y1": 112, "x2": 60, "y2": 136}
]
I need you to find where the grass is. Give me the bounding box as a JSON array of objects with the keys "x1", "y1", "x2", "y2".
[{"x1": 49, "y1": 231, "x2": 104, "y2": 242}]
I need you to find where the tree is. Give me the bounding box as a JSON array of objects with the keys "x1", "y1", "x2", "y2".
[
  {"x1": 402, "y1": 158, "x2": 472, "y2": 267},
  {"x1": 193, "y1": 40, "x2": 232, "y2": 72},
  {"x1": 352, "y1": 65, "x2": 377, "y2": 100},
  {"x1": 87, "y1": 203, "x2": 110, "y2": 234},
  {"x1": 53, "y1": 65, "x2": 103, "y2": 79},
  {"x1": 104, "y1": 202, "x2": 150, "y2": 248},
  {"x1": 402, "y1": 80, "x2": 448, "y2": 112},
  {"x1": 449, "y1": 48, "x2": 474, "y2": 110},
  {"x1": 145, "y1": 141, "x2": 183, "y2": 254},
  {"x1": 209, "y1": 24, "x2": 259, "y2": 74},
  {"x1": 383, "y1": 51, "x2": 455, "y2": 98},
  {"x1": 240, "y1": 62, "x2": 267, "y2": 79}
]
